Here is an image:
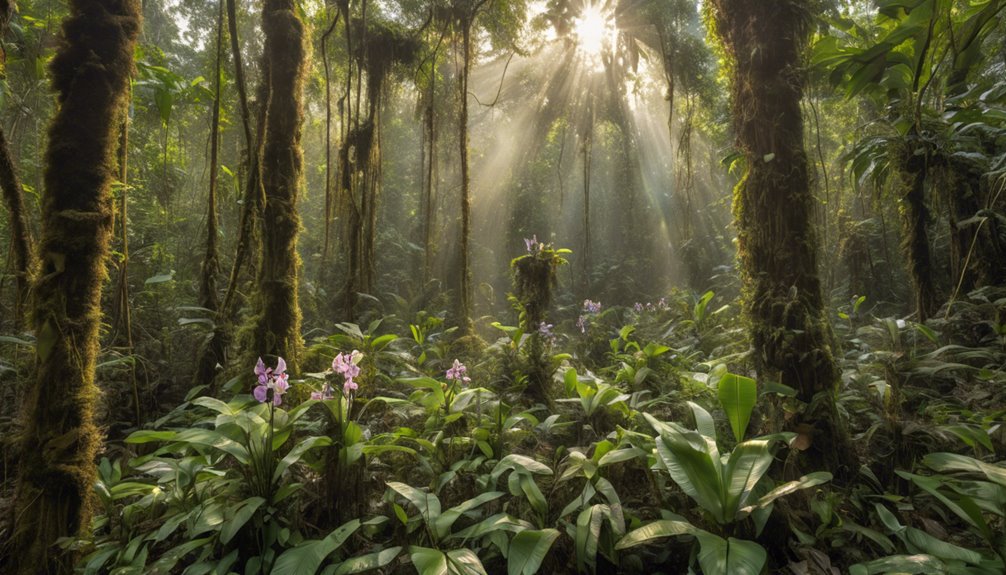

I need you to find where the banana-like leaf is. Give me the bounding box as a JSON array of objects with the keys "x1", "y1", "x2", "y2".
[
  {"x1": 272, "y1": 519, "x2": 361, "y2": 575},
  {"x1": 508, "y1": 529, "x2": 560, "y2": 575},
  {"x1": 922, "y1": 453, "x2": 1006, "y2": 487},
  {"x1": 656, "y1": 426, "x2": 725, "y2": 522},
  {"x1": 694, "y1": 532, "x2": 766, "y2": 575},
  {"x1": 410, "y1": 546, "x2": 448, "y2": 575},
  {"x1": 717, "y1": 373, "x2": 757, "y2": 443},
  {"x1": 433, "y1": 491, "x2": 505, "y2": 541},
  {"x1": 327, "y1": 546, "x2": 402, "y2": 575},
  {"x1": 722, "y1": 440, "x2": 773, "y2": 521},
  {"x1": 739, "y1": 471, "x2": 832, "y2": 516}
]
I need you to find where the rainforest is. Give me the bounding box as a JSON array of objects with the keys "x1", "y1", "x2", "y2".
[{"x1": 0, "y1": 0, "x2": 1005, "y2": 573}]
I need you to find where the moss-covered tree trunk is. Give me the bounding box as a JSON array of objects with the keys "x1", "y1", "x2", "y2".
[
  {"x1": 899, "y1": 139, "x2": 938, "y2": 321},
  {"x1": 9, "y1": 0, "x2": 140, "y2": 572},
  {"x1": 709, "y1": 0, "x2": 857, "y2": 477},
  {"x1": 250, "y1": 0, "x2": 307, "y2": 372}
]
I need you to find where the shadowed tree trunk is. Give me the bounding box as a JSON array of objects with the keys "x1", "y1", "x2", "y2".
[
  {"x1": 193, "y1": 0, "x2": 226, "y2": 389},
  {"x1": 708, "y1": 0, "x2": 857, "y2": 478},
  {"x1": 0, "y1": 125, "x2": 35, "y2": 327},
  {"x1": 249, "y1": 0, "x2": 307, "y2": 371},
  {"x1": 8, "y1": 0, "x2": 140, "y2": 572},
  {"x1": 0, "y1": 0, "x2": 35, "y2": 327},
  {"x1": 899, "y1": 139, "x2": 938, "y2": 321}
]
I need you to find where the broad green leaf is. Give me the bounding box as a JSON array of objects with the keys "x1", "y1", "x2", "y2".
[
  {"x1": 273, "y1": 436, "x2": 332, "y2": 483},
  {"x1": 328, "y1": 547, "x2": 402, "y2": 575},
  {"x1": 615, "y1": 519, "x2": 697, "y2": 549},
  {"x1": 922, "y1": 453, "x2": 1006, "y2": 487},
  {"x1": 125, "y1": 430, "x2": 178, "y2": 444},
  {"x1": 574, "y1": 505, "x2": 609, "y2": 573},
  {"x1": 410, "y1": 546, "x2": 448, "y2": 575},
  {"x1": 508, "y1": 529, "x2": 560, "y2": 575},
  {"x1": 388, "y1": 482, "x2": 442, "y2": 523},
  {"x1": 850, "y1": 554, "x2": 948, "y2": 575},
  {"x1": 656, "y1": 426, "x2": 725, "y2": 522},
  {"x1": 219, "y1": 496, "x2": 265, "y2": 545},
  {"x1": 722, "y1": 440, "x2": 774, "y2": 521},
  {"x1": 272, "y1": 519, "x2": 361, "y2": 575},
  {"x1": 687, "y1": 401, "x2": 716, "y2": 439},
  {"x1": 433, "y1": 491, "x2": 505, "y2": 541},
  {"x1": 445, "y1": 548, "x2": 488, "y2": 575},
  {"x1": 718, "y1": 373, "x2": 757, "y2": 443},
  {"x1": 694, "y1": 532, "x2": 766, "y2": 575},
  {"x1": 741, "y1": 472, "x2": 832, "y2": 514}
]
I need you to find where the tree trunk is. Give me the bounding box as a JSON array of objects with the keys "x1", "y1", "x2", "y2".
[
  {"x1": 899, "y1": 140, "x2": 938, "y2": 321},
  {"x1": 193, "y1": 0, "x2": 226, "y2": 390},
  {"x1": 458, "y1": 18, "x2": 473, "y2": 330},
  {"x1": 709, "y1": 0, "x2": 857, "y2": 478},
  {"x1": 249, "y1": 0, "x2": 307, "y2": 372},
  {"x1": 0, "y1": 124, "x2": 35, "y2": 327},
  {"x1": 9, "y1": 1, "x2": 140, "y2": 572}
]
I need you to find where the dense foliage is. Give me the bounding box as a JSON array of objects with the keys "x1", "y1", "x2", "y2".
[{"x1": 0, "y1": 0, "x2": 1004, "y2": 573}]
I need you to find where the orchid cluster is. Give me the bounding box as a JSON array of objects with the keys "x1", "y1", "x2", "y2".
[
  {"x1": 312, "y1": 350, "x2": 363, "y2": 400},
  {"x1": 524, "y1": 234, "x2": 546, "y2": 254},
  {"x1": 633, "y1": 297, "x2": 669, "y2": 314},
  {"x1": 254, "y1": 357, "x2": 290, "y2": 406},
  {"x1": 577, "y1": 299, "x2": 602, "y2": 333},
  {"x1": 445, "y1": 359, "x2": 471, "y2": 385},
  {"x1": 538, "y1": 321, "x2": 556, "y2": 344}
]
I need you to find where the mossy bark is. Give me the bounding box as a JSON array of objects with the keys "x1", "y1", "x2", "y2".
[
  {"x1": 709, "y1": 0, "x2": 857, "y2": 478},
  {"x1": 898, "y1": 140, "x2": 938, "y2": 321},
  {"x1": 9, "y1": 1, "x2": 140, "y2": 573},
  {"x1": 249, "y1": 0, "x2": 307, "y2": 372}
]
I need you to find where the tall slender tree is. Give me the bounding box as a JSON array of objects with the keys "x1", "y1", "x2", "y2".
[
  {"x1": 0, "y1": 0, "x2": 35, "y2": 327},
  {"x1": 8, "y1": 0, "x2": 140, "y2": 572},
  {"x1": 249, "y1": 0, "x2": 308, "y2": 371},
  {"x1": 708, "y1": 0, "x2": 857, "y2": 476}
]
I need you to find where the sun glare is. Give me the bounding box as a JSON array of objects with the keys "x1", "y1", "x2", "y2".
[{"x1": 572, "y1": 5, "x2": 615, "y2": 59}]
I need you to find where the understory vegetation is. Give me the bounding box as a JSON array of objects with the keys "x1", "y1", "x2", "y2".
[{"x1": 1, "y1": 0, "x2": 1005, "y2": 574}]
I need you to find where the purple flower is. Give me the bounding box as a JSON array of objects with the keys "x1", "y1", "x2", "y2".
[
  {"x1": 576, "y1": 315, "x2": 588, "y2": 333},
  {"x1": 446, "y1": 359, "x2": 471, "y2": 384},
  {"x1": 633, "y1": 302, "x2": 643, "y2": 313},
  {"x1": 657, "y1": 297, "x2": 668, "y2": 310},
  {"x1": 583, "y1": 299, "x2": 602, "y2": 314},
  {"x1": 330, "y1": 350, "x2": 362, "y2": 397},
  {"x1": 253, "y1": 356, "x2": 289, "y2": 406},
  {"x1": 538, "y1": 322, "x2": 554, "y2": 337},
  {"x1": 524, "y1": 235, "x2": 539, "y2": 253}
]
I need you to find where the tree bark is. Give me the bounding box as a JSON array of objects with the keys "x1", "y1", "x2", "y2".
[
  {"x1": 8, "y1": 0, "x2": 140, "y2": 572},
  {"x1": 249, "y1": 0, "x2": 307, "y2": 372},
  {"x1": 708, "y1": 0, "x2": 857, "y2": 478},
  {"x1": 0, "y1": 124, "x2": 35, "y2": 327}
]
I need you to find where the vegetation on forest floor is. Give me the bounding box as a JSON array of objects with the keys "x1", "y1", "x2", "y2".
[{"x1": 0, "y1": 0, "x2": 1004, "y2": 573}]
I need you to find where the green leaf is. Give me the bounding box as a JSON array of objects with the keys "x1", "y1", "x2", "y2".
[
  {"x1": 687, "y1": 401, "x2": 716, "y2": 439},
  {"x1": 722, "y1": 440, "x2": 774, "y2": 521},
  {"x1": 388, "y1": 482, "x2": 442, "y2": 524},
  {"x1": 718, "y1": 373, "x2": 757, "y2": 443},
  {"x1": 410, "y1": 546, "x2": 448, "y2": 575},
  {"x1": 272, "y1": 519, "x2": 361, "y2": 575},
  {"x1": 922, "y1": 453, "x2": 1006, "y2": 487},
  {"x1": 615, "y1": 519, "x2": 697, "y2": 549},
  {"x1": 219, "y1": 497, "x2": 266, "y2": 545},
  {"x1": 433, "y1": 491, "x2": 505, "y2": 541},
  {"x1": 125, "y1": 430, "x2": 178, "y2": 444},
  {"x1": 273, "y1": 436, "x2": 332, "y2": 483},
  {"x1": 145, "y1": 272, "x2": 175, "y2": 285},
  {"x1": 656, "y1": 426, "x2": 725, "y2": 522},
  {"x1": 329, "y1": 547, "x2": 402, "y2": 575},
  {"x1": 850, "y1": 554, "x2": 948, "y2": 575},
  {"x1": 694, "y1": 533, "x2": 766, "y2": 575},
  {"x1": 741, "y1": 472, "x2": 832, "y2": 515},
  {"x1": 574, "y1": 505, "x2": 605, "y2": 573},
  {"x1": 446, "y1": 548, "x2": 488, "y2": 575},
  {"x1": 508, "y1": 529, "x2": 560, "y2": 575}
]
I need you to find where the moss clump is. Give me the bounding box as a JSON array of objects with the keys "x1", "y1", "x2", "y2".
[
  {"x1": 511, "y1": 241, "x2": 568, "y2": 403},
  {"x1": 7, "y1": 1, "x2": 141, "y2": 573}
]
